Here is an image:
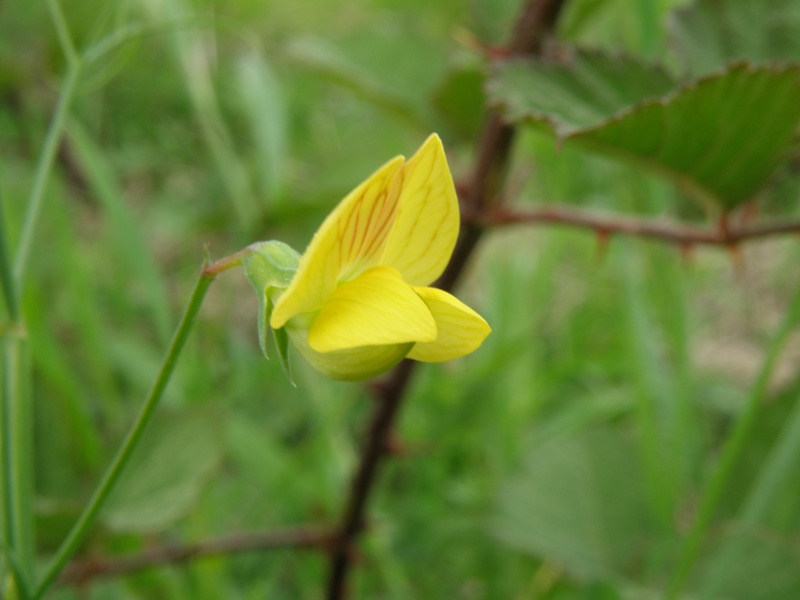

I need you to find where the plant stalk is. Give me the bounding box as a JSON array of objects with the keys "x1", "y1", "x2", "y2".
[
  {"x1": 32, "y1": 267, "x2": 215, "y2": 598},
  {"x1": 1, "y1": 166, "x2": 34, "y2": 600}
]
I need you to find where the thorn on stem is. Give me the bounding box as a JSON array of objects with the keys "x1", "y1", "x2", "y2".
[
  {"x1": 679, "y1": 243, "x2": 694, "y2": 266},
  {"x1": 451, "y1": 27, "x2": 510, "y2": 59},
  {"x1": 594, "y1": 229, "x2": 611, "y2": 263},
  {"x1": 727, "y1": 244, "x2": 746, "y2": 279},
  {"x1": 717, "y1": 212, "x2": 731, "y2": 241},
  {"x1": 486, "y1": 45, "x2": 513, "y2": 60},
  {"x1": 384, "y1": 433, "x2": 412, "y2": 458}
]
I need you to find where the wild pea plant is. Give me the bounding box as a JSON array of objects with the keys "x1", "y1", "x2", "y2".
[{"x1": 2, "y1": 0, "x2": 800, "y2": 598}]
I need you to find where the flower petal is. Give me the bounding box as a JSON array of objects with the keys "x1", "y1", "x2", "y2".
[
  {"x1": 406, "y1": 287, "x2": 491, "y2": 362},
  {"x1": 287, "y1": 327, "x2": 412, "y2": 381},
  {"x1": 381, "y1": 134, "x2": 459, "y2": 286},
  {"x1": 308, "y1": 265, "x2": 437, "y2": 353},
  {"x1": 271, "y1": 156, "x2": 404, "y2": 329}
]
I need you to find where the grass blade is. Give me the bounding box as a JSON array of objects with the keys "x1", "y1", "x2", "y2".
[
  {"x1": 666, "y1": 280, "x2": 800, "y2": 599},
  {"x1": 65, "y1": 119, "x2": 173, "y2": 345}
]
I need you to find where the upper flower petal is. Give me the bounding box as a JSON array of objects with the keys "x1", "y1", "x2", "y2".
[
  {"x1": 406, "y1": 287, "x2": 491, "y2": 362},
  {"x1": 380, "y1": 134, "x2": 459, "y2": 286},
  {"x1": 308, "y1": 265, "x2": 437, "y2": 353},
  {"x1": 271, "y1": 156, "x2": 404, "y2": 329}
]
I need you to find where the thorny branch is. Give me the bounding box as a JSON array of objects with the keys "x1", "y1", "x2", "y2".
[
  {"x1": 325, "y1": 1, "x2": 569, "y2": 598},
  {"x1": 483, "y1": 205, "x2": 800, "y2": 248}
]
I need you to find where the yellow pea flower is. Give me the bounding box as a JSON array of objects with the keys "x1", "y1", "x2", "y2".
[{"x1": 244, "y1": 134, "x2": 490, "y2": 381}]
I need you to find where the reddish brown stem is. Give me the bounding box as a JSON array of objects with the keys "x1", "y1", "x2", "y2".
[
  {"x1": 324, "y1": 1, "x2": 569, "y2": 598},
  {"x1": 484, "y1": 205, "x2": 800, "y2": 246},
  {"x1": 326, "y1": 360, "x2": 416, "y2": 599},
  {"x1": 60, "y1": 526, "x2": 331, "y2": 586}
]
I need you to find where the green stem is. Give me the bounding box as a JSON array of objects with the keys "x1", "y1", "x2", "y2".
[
  {"x1": 47, "y1": 0, "x2": 78, "y2": 67},
  {"x1": 32, "y1": 267, "x2": 215, "y2": 598},
  {"x1": 0, "y1": 186, "x2": 17, "y2": 552},
  {"x1": 2, "y1": 337, "x2": 34, "y2": 596},
  {"x1": 2, "y1": 174, "x2": 34, "y2": 598},
  {"x1": 665, "y1": 281, "x2": 800, "y2": 599},
  {"x1": 13, "y1": 61, "x2": 81, "y2": 287},
  {"x1": 0, "y1": 187, "x2": 19, "y2": 321}
]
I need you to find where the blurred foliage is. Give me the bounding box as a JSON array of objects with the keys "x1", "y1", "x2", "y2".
[{"x1": 2, "y1": 0, "x2": 800, "y2": 598}]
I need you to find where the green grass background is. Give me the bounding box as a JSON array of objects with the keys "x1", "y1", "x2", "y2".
[{"x1": 2, "y1": 0, "x2": 800, "y2": 598}]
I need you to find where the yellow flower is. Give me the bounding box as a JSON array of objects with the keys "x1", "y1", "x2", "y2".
[{"x1": 251, "y1": 134, "x2": 490, "y2": 381}]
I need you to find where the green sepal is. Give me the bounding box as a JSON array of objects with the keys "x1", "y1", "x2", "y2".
[
  {"x1": 241, "y1": 241, "x2": 300, "y2": 384},
  {"x1": 268, "y1": 297, "x2": 293, "y2": 385}
]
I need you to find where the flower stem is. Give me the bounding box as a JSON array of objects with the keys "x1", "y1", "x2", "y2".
[
  {"x1": 32, "y1": 266, "x2": 215, "y2": 599},
  {"x1": 202, "y1": 245, "x2": 252, "y2": 277},
  {"x1": 1, "y1": 167, "x2": 34, "y2": 599},
  {"x1": 1, "y1": 336, "x2": 34, "y2": 596},
  {"x1": 664, "y1": 280, "x2": 800, "y2": 599},
  {"x1": 0, "y1": 187, "x2": 18, "y2": 322}
]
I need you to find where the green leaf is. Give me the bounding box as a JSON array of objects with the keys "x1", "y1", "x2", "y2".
[
  {"x1": 670, "y1": 0, "x2": 800, "y2": 76},
  {"x1": 489, "y1": 55, "x2": 800, "y2": 210},
  {"x1": 103, "y1": 413, "x2": 222, "y2": 533},
  {"x1": 491, "y1": 426, "x2": 651, "y2": 581},
  {"x1": 488, "y1": 50, "x2": 676, "y2": 133}
]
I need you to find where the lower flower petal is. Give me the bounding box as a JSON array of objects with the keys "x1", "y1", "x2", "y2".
[
  {"x1": 308, "y1": 265, "x2": 437, "y2": 353},
  {"x1": 288, "y1": 326, "x2": 412, "y2": 381},
  {"x1": 407, "y1": 287, "x2": 491, "y2": 362}
]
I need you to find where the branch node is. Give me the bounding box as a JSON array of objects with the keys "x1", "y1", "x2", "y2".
[{"x1": 384, "y1": 433, "x2": 412, "y2": 458}]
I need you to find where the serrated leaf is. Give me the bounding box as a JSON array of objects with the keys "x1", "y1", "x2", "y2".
[
  {"x1": 488, "y1": 50, "x2": 676, "y2": 133},
  {"x1": 103, "y1": 413, "x2": 222, "y2": 533},
  {"x1": 489, "y1": 57, "x2": 800, "y2": 210},
  {"x1": 670, "y1": 0, "x2": 800, "y2": 76},
  {"x1": 491, "y1": 426, "x2": 651, "y2": 581}
]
